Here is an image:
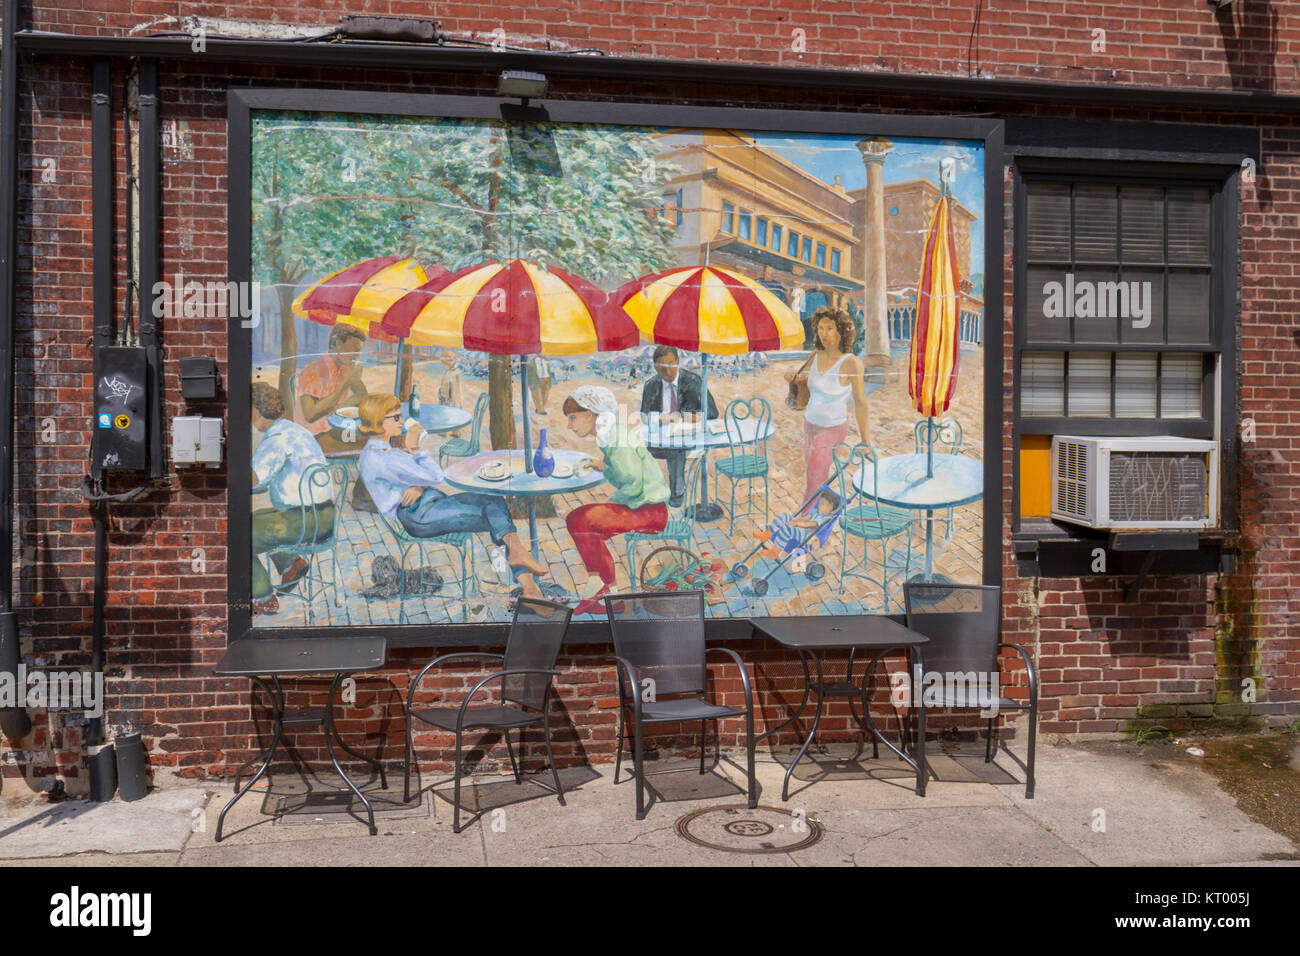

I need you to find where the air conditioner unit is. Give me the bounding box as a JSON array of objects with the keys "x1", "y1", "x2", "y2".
[{"x1": 1050, "y1": 436, "x2": 1218, "y2": 530}]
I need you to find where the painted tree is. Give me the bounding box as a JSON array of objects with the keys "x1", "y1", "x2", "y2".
[
  {"x1": 253, "y1": 113, "x2": 679, "y2": 448},
  {"x1": 250, "y1": 113, "x2": 409, "y2": 407}
]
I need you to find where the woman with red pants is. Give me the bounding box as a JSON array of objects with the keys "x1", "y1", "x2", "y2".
[{"x1": 562, "y1": 385, "x2": 670, "y2": 616}]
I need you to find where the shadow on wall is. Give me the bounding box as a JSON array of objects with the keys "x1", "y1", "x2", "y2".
[{"x1": 1214, "y1": 0, "x2": 1279, "y2": 93}]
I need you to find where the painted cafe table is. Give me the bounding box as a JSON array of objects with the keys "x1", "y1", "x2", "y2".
[
  {"x1": 851, "y1": 452, "x2": 983, "y2": 584},
  {"x1": 638, "y1": 411, "x2": 774, "y2": 523},
  {"x1": 441, "y1": 448, "x2": 606, "y2": 561}
]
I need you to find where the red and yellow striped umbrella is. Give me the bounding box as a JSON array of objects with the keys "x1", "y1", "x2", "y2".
[
  {"x1": 379, "y1": 259, "x2": 636, "y2": 356},
  {"x1": 908, "y1": 195, "x2": 961, "y2": 418},
  {"x1": 291, "y1": 256, "x2": 430, "y2": 343},
  {"x1": 615, "y1": 265, "x2": 803, "y2": 355}
]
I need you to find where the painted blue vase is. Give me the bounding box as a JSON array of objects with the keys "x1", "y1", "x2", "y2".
[{"x1": 533, "y1": 428, "x2": 555, "y2": 478}]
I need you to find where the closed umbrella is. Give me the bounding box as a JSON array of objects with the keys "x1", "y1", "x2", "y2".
[
  {"x1": 908, "y1": 183, "x2": 961, "y2": 478},
  {"x1": 381, "y1": 258, "x2": 638, "y2": 556},
  {"x1": 615, "y1": 264, "x2": 803, "y2": 520}
]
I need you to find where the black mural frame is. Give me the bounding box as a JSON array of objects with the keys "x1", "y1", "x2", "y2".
[{"x1": 228, "y1": 87, "x2": 1005, "y2": 646}]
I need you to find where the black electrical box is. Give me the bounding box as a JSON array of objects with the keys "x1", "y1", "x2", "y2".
[
  {"x1": 178, "y1": 356, "x2": 220, "y2": 400},
  {"x1": 93, "y1": 347, "x2": 149, "y2": 472}
]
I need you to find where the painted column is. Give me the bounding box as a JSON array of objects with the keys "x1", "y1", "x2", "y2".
[{"x1": 856, "y1": 137, "x2": 893, "y2": 372}]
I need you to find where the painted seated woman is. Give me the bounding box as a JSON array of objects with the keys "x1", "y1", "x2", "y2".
[
  {"x1": 356, "y1": 393, "x2": 549, "y2": 599},
  {"x1": 562, "y1": 385, "x2": 670, "y2": 616}
]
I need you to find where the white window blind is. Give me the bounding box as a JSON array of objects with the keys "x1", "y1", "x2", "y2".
[
  {"x1": 1114, "y1": 352, "x2": 1157, "y2": 418},
  {"x1": 1020, "y1": 351, "x2": 1065, "y2": 416},
  {"x1": 1160, "y1": 353, "x2": 1203, "y2": 418},
  {"x1": 1067, "y1": 352, "x2": 1112, "y2": 416}
]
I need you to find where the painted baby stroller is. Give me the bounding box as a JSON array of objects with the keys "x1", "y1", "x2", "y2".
[{"x1": 727, "y1": 483, "x2": 846, "y2": 596}]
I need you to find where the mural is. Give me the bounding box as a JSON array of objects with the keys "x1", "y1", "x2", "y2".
[{"x1": 246, "y1": 112, "x2": 987, "y2": 626}]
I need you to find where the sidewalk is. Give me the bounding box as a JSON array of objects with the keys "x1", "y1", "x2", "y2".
[{"x1": 0, "y1": 740, "x2": 1295, "y2": 867}]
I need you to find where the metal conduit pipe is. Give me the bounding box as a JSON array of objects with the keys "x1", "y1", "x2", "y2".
[{"x1": 0, "y1": 0, "x2": 32, "y2": 742}]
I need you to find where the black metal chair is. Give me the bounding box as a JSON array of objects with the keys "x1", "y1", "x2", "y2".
[
  {"x1": 603, "y1": 589, "x2": 756, "y2": 819},
  {"x1": 404, "y1": 596, "x2": 573, "y2": 832},
  {"x1": 901, "y1": 581, "x2": 1037, "y2": 798}
]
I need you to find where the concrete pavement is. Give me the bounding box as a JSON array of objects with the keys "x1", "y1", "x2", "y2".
[{"x1": 0, "y1": 739, "x2": 1294, "y2": 866}]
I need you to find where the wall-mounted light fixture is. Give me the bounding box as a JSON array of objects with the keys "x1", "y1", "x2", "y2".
[{"x1": 498, "y1": 70, "x2": 548, "y2": 103}]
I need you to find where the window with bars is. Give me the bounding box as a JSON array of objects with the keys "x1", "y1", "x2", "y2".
[{"x1": 1018, "y1": 179, "x2": 1217, "y2": 426}]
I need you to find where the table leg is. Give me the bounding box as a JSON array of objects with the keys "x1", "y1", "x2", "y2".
[
  {"x1": 782, "y1": 650, "x2": 824, "y2": 801},
  {"x1": 527, "y1": 498, "x2": 539, "y2": 561},
  {"x1": 216, "y1": 676, "x2": 283, "y2": 843},
  {"x1": 924, "y1": 509, "x2": 934, "y2": 578},
  {"x1": 913, "y1": 644, "x2": 927, "y2": 796},
  {"x1": 325, "y1": 672, "x2": 377, "y2": 836},
  {"x1": 859, "y1": 646, "x2": 928, "y2": 796},
  {"x1": 328, "y1": 687, "x2": 388, "y2": 790},
  {"x1": 687, "y1": 448, "x2": 725, "y2": 523},
  {"x1": 907, "y1": 508, "x2": 958, "y2": 588},
  {"x1": 754, "y1": 647, "x2": 811, "y2": 747}
]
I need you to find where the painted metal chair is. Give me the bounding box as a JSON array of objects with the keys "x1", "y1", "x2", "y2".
[
  {"x1": 437, "y1": 392, "x2": 489, "y2": 468},
  {"x1": 714, "y1": 396, "x2": 771, "y2": 534},
  {"x1": 405, "y1": 596, "x2": 573, "y2": 832},
  {"x1": 603, "y1": 589, "x2": 756, "y2": 820},
  {"x1": 913, "y1": 418, "x2": 964, "y2": 547},
  {"x1": 374, "y1": 510, "x2": 477, "y2": 624},
  {"x1": 624, "y1": 450, "x2": 706, "y2": 588},
  {"x1": 273, "y1": 462, "x2": 350, "y2": 624},
  {"x1": 833, "y1": 441, "x2": 913, "y2": 612},
  {"x1": 901, "y1": 581, "x2": 1037, "y2": 798}
]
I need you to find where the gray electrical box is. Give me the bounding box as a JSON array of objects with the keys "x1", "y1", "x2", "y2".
[{"x1": 171, "y1": 416, "x2": 224, "y2": 467}]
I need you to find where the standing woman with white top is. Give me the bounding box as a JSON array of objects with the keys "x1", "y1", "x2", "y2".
[{"x1": 784, "y1": 307, "x2": 871, "y2": 527}]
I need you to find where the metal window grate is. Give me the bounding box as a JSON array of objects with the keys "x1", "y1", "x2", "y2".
[{"x1": 1107, "y1": 452, "x2": 1207, "y2": 522}]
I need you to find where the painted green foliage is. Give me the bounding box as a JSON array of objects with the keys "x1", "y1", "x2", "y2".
[{"x1": 251, "y1": 110, "x2": 680, "y2": 438}]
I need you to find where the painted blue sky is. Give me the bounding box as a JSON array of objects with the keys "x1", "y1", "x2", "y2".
[{"x1": 750, "y1": 133, "x2": 985, "y2": 275}]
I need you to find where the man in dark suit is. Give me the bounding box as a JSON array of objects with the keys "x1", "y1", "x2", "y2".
[{"x1": 640, "y1": 345, "x2": 719, "y2": 507}]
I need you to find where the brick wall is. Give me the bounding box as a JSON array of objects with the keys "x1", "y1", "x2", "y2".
[{"x1": 4, "y1": 1, "x2": 1298, "y2": 788}]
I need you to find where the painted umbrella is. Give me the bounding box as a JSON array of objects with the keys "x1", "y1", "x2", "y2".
[
  {"x1": 616, "y1": 263, "x2": 803, "y2": 430},
  {"x1": 291, "y1": 255, "x2": 430, "y2": 343},
  {"x1": 291, "y1": 255, "x2": 437, "y2": 392},
  {"x1": 380, "y1": 258, "x2": 639, "y2": 558},
  {"x1": 615, "y1": 264, "x2": 803, "y2": 520},
  {"x1": 908, "y1": 188, "x2": 961, "y2": 478}
]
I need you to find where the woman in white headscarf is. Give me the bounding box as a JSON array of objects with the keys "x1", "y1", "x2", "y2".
[{"x1": 562, "y1": 385, "x2": 670, "y2": 615}]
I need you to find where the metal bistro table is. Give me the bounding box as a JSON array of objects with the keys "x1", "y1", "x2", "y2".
[
  {"x1": 750, "y1": 615, "x2": 929, "y2": 799},
  {"x1": 442, "y1": 448, "x2": 606, "y2": 561},
  {"x1": 852, "y1": 452, "x2": 983, "y2": 584},
  {"x1": 639, "y1": 411, "x2": 774, "y2": 523},
  {"x1": 214, "y1": 636, "x2": 388, "y2": 841}
]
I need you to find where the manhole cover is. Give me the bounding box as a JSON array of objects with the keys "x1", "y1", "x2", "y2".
[{"x1": 675, "y1": 805, "x2": 823, "y2": 854}]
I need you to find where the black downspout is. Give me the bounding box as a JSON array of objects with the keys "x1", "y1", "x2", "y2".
[
  {"x1": 86, "y1": 56, "x2": 112, "y2": 747},
  {"x1": 138, "y1": 59, "x2": 163, "y2": 478},
  {"x1": 0, "y1": 0, "x2": 33, "y2": 742}
]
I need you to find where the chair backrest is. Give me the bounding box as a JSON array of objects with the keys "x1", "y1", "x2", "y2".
[
  {"x1": 913, "y1": 418, "x2": 963, "y2": 456},
  {"x1": 468, "y1": 392, "x2": 489, "y2": 452},
  {"x1": 604, "y1": 589, "x2": 707, "y2": 698},
  {"x1": 293, "y1": 462, "x2": 349, "y2": 547},
  {"x1": 723, "y1": 396, "x2": 771, "y2": 464},
  {"x1": 903, "y1": 582, "x2": 1001, "y2": 678},
  {"x1": 832, "y1": 441, "x2": 883, "y2": 518},
  {"x1": 502, "y1": 597, "x2": 573, "y2": 711}
]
